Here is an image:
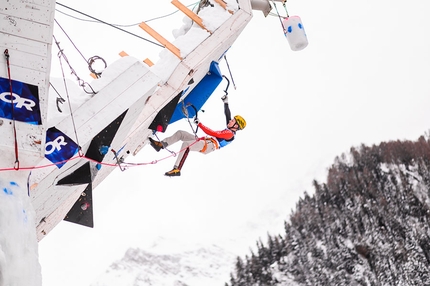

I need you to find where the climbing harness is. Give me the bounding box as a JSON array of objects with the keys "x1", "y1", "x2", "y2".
[
  {"x1": 3, "y1": 49, "x2": 20, "y2": 170},
  {"x1": 199, "y1": 137, "x2": 219, "y2": 153}
]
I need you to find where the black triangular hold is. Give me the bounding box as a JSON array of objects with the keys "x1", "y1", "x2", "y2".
[
  {"x1": 85, "y1": 110, "x2": 128, "y2": 162},
  {"x1": 57, "y1": 162, "x2": 91, "y2": 186},
  {"x1": 64, "y1": 183, "x2": 94, "y2": 228},
  {"x1": 149, "y1": 92, "x2": 182, "y2": 132}
]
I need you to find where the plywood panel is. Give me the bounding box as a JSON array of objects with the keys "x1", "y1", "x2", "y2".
[
  {"x1": 0, "y1": 11, "x2": 52, "y2": 44},
  {"x1": 0, "y1": 1, "x2": 54, "y2": 25},
  {"x1": 0, "y1": 33, "x2": 48, "y2": 57}
]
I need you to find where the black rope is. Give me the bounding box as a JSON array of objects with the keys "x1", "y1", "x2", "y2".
[
  {"x1": 56, "y1": 2, "x2": 164, "y2": 48},
  {"x1": 52, "y1": 34, "x2": 97, "y2": 94},
  {"x1": 55, "y1": 2, "x2": 199, "y2": 26},
  {"x1": 54, "y1": 19, "x2": 107, "y2": 79},
  {"x1": 54, "y1": 42, "x2": 83, "y2": 154},
  {"x1": 54, "y1": 19, "x2": 87, "y2": 63}
]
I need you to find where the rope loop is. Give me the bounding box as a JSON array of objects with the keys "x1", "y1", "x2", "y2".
[{"x1": 88, "y1": 55, "x2": 107, "y2": 78}]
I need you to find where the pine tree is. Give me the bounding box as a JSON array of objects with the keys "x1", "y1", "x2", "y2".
[{"x1": 227, "y1": 135, "x2": 430, "y2": 285}]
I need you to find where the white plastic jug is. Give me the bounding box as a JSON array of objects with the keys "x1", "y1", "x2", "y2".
[{"x1": 282, "y1": 16, "x2": 308, "y2": 51}]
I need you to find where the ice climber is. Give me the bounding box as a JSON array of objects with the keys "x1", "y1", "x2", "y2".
[{"x1": 148, "y1": 95, "x2": 246, "y2": 177}]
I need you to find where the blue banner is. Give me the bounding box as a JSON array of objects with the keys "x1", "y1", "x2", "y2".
[
  {"x1": 0, "y1": 77, "x2": 41, "y2": 125},
  {"x1": 45, "y1": 127, "x2": 79, "y2": 168}
]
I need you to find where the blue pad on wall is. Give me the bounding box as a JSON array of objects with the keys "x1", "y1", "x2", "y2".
[{"x1": 169, "y1": 61, "x2": 223, "y2": 123}]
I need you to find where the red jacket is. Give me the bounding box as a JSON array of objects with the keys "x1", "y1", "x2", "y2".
[{"x1": 198, "y1": 123, "x2": 234, "y2": 140}]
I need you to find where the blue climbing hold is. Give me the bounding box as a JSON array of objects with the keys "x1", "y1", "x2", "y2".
[
  {"x1": 3, "y1": 187, "x2": 13, "y2": 195},
  {"x1": 100, "y1": 145, "x2": 109, "y2": 155}
]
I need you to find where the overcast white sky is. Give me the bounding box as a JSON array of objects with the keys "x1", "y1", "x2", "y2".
[{"x1": 39, "y1": 0, "x2": 430, "y2": 285}]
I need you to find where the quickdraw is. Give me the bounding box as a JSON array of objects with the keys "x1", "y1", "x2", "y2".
[{"x1": 111, "y1": 149, "x2": 126, "y2": 172}]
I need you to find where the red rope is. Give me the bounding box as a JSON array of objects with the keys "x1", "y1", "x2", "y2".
[{"x1": 4, "y1": 49, "x2": 19, "y2": 170}]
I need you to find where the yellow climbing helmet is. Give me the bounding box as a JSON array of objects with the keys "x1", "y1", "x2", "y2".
[{"x1": 234, "y1": 115, "x2": 246, "y2": 130}]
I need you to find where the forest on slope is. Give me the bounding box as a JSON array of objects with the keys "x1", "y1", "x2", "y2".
[{"x1": 227, "y1": 135, "x2": 430, "y2": 285}]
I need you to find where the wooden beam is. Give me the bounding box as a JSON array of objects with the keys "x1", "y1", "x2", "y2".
[
  {"x1": 213, "y1": 0, "x2": 234, "y2": 14},
  {"x1": 119, "y1": 51, "x2": 153, "y2": 66},
  {"x1": 139, "y1": 22, "x2": 182, "y2": 60},
  {"x1": 171, "y1": 0, "x2": 211, "y2": 33},
  {"x1": 143, "y1": 58, "x2": 154, "y2": 67}
]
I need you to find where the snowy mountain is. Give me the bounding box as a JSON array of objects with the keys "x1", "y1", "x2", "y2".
[
  {"x1": 90, "y1": 239, "x2": 236, "y2": 286},
  {"x1": 89, "y1": 200, "x2": 291, "y2": 286}
]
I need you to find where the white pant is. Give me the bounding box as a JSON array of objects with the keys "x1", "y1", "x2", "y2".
[{"x1": 162, "y1": 130, "x2": 217, "y2": 167}]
